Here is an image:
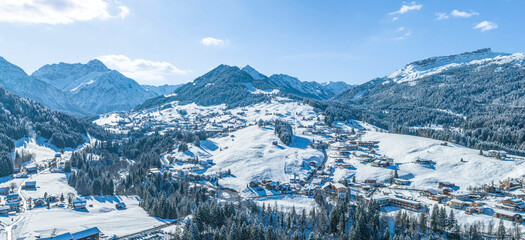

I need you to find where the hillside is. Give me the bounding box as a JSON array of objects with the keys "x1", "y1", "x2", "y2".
[
  {"x1": 0, "y1": 87, "x2": 108, "y2": 177},
  {"x1": 331, "y1": 48, "x2": 525, "y2": 154}
]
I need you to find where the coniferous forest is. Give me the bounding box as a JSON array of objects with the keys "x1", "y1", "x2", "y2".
[{"x1": 0, "y1": 87, "x2": 108, "y2": 177}]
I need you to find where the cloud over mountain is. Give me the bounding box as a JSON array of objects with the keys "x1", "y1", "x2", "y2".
[{"x1": 98, "y1": 55, "x2": 189, "y2": 85}]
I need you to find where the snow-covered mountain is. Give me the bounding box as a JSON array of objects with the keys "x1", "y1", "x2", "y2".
[
  {"x1": 336, "y1": 48, "x2": 525, "y2": 100},
  {"x1": 0, "y1": 57, "x2": 89, "y2": 116},
  {"x1": 240, "y1": 65, "x2": 352, "y2": 99},
  {"x1": 321, "y1": 81, "x2": 353, "y2": 95},
  {"x1": 332, "y1": 48, "x2": 525, "y2": 153},
  {"x1": 267, "y1": 74, "x2": 334, "y2": 100},
  {"x1": 386, "y1": 48, "x2": 513, "y2": 84},
  {"x1": 32, "y1": 60, "x2": 157, "y2": 115},
  {"x1": 142, "y1": 84, "x2": 182, "y2": 96}
]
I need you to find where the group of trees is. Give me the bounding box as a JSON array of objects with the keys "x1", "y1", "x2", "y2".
[
  {"x1": 67, "y1": 149, "x2": 119, "y2": 196},
  {"x1": 0, "y1": 87, "x2": 109, "y2": 177},
  {"x1": 0, "y1": 152, "x2": 14, "y2": 177},
  {"x1": 14, "y1": 149, "x2": 35, "y2": 168},
  {"x1": 274, "y1": 119, "x2": 293, "y2": 146},
  {"x1": 168, "y1": 190, "x2": 523, "y2": 240}
]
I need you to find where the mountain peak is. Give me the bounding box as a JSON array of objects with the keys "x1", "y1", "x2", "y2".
[
  {"x1": 242, "y1": 65, "x2": 267, "y2": 80},
  {"x1": 88, "y1": 59, "x2": 108, "y2": 69}
]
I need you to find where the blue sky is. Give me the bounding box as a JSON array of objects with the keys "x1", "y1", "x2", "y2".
[{"x1": 0, "y1": 0, "x2": 523, "y2": 85}]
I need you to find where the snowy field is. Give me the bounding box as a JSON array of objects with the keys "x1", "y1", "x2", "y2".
[
  {"x1": 20, "y1": 172, "x2": 75, "y2": 200},
  {"x1": 253, "y1": 195, "x2": 317, "y2": 212},
  {"x1": 166, "y1": 125, "x2": 324, "y2": 196},
  {"x1": 14, "y1": 137, "x2": 58, "y2": 163},
  {"x1": 16, "y1": 195, "x2": 167, "y2": 239},
  {"x1": 14, "y1": 173, "x2": 167, "y2": 239},
  {"x1": 360, "y1": 131, "x2": 525, "y2": 189}
]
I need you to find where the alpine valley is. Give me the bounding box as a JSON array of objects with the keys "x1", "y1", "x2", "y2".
[{"x1": 1, "y1": 49, "x2": 525, "y2": 240}]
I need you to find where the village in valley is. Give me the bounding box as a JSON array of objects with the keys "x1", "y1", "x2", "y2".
[
  {"x1": 2, "y1": 97, "x2": 525, "y2": 238},
  {"x1": 98, "y1": 98, "x2": 525, "y2": 234}
]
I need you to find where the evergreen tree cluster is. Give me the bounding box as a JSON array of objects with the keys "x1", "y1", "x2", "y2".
[
  {"x1": 67, "y1": 145, "x2": 121, "y2": 196},
  {"x1": 0, "y1": 87, "x2": 109, "y2": 177},
  {"x1": 274, "y1": 119, "x2": 293, "y2": 146}
]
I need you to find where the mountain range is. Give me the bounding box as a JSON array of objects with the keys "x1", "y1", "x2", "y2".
[
  {"x1": 136, "y1": 64, "x2": 352, "y2": 110},
  {"x1": 0, "y1": 58, "x2": 350, "y2": 116},
  {"x1": 1, "y1": 48, "x2": 525, "y2": 157},
  {"x1": 0, "y1": 57, "x2": 177, "y2": 116}
]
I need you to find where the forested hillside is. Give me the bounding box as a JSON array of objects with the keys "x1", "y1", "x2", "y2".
[
  {"x1": 330, "y1": 49, "x2": 525, "y2": 155},
  {"x1": 0, "y1": 87, "x2": 108, "y2": 177}
]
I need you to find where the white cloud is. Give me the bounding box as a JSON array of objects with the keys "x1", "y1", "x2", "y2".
[
  {"x1": 435, "y1": 12, "x2": 449, "y2": 20},
  {"x1": 392, "y1": 17, "x2": 399, "y2": 22},
  {"x1": 451, "y1": 10, "x2": 479, "y2": 18},
  {"x1": 200, "y1": 37, "x2": 225, "y2": 46},
  {"x1": 396, "y1": 27, "x2": 405, "y2": 32},
  {"x1": 117, "y1": 5, "x2": 130, "y2": 19},
  {"x1": 98, "y1": 55, "x2": 190, "y2": 85},
  {"x1": 390, "y1": 2, "x2": 422, "y2": 15},
  {"x1": 473, "y1": 21, "x2": 498, "y2": 32},
  {"x1": 0, "y1": 0, "x2": 129, "y2": 25},
  {"x1": 393, "y1": 31, "x2": 412, "y2": 41}
]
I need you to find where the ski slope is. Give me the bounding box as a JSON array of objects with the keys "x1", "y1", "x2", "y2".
[{"x1": 361, "y1": 131, "x2": 525, "y2": 189}]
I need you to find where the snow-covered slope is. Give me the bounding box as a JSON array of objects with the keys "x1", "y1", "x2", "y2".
[
  {"x1": 387, "y1": 48, "x2": 515, "y2": 84},
  {"x1": 241, "y1": 65, "x2": 267, "y2": 80},
  {"x1": 68, "y1": 70, "x2": 157, "y2": 114},
  {"x1": 32, "y1": 60, "x2": 157, "y2": 114},
  {"x1": 359, "y1": 130, "x2": 525, "y2": 189},
  {"x1": 167, "y1": 125, "x2": 323, "y2": 195}
]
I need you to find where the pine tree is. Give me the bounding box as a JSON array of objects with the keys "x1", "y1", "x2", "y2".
[
  {"x1": 447, "y1": 209, "x2": 456, "y2": 231},
  {"x1": 438, "y1": 206, "x2": 447, "y2": 232},
  {"x1": 430, "y1": 204, "x2": 439, "y2": 232},
  {"x1": 497, "y1": 219, "x2": 506, "y2": 240},
  {"x1": 418, "y1": 208, "x2": 427, "y2": 233}
]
